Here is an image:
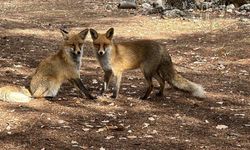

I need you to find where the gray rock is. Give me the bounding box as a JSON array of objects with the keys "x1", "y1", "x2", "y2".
[
  {"x1": 226, "y1": 9, "x2": 233, "y2": 13},
  {"x1": 163, "y1": 9, "x2": 187, "y2": 18},
  {"x1": 226, "y1": 4, "x2": 235, "y2": 10},
  {"x1": 219, "y1": 5, "x2": 226, "y2": 10},
  {"x1": 199, "y1": 2, "x2": 213, "y2": 10},
  {"x1": 240, "y1": 4, "x2": 250, "y2": 12},
  {"x1": 118, "y1": 0, "x2": 137, "y2": 9},
  {"x1": 142, "y1": 3, "x2": 152, "y2": 10}
]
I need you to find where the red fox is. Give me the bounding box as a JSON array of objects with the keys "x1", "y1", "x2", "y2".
[
  {"x1": 0, "y1": 28, "x2": 95, "y2": 102},
  {"x1": 89, "y1": 28, "x2": 205, "y2": 99}
]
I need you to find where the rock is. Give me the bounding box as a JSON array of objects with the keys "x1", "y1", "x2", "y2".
[
  {"x1": 163, "y1": 9, "x2": 187, "y2": 18},
  {"x1": 226, "y1": 9, "x2": 233, "y2": 13},
  {"x1": 219, "y1": 5, "x2": 226, "y2": 10},
  {"x1": 239, "y1": 17, "x2": 249, "y2": 22},
  {"x1": 227, "y1": 4, "x2": 235, "y2": 10},
  {"x1": 142, "y1": 3, "x2": 152, "y2": 11},
  {"x1": 167, "y1": 0, "x2": 197, "y2": 10},
  {"x1": 240, "y1": 4, "x2": 250, "y2": 12},
  {"x1": 118, "y1": 0, "x2": 137, "y2": 9},
  {"x1": 151, "y1": 0, "x2": 165, "y2": 10},
  {"x1": 199, "y1": 2, "x2": 213, "y2": 10},
  {"x1": 106, "y1": 4, "x2": 112, "y2": 10},
  {"x1": 226, "y1": 4, "x2": 235, "y2": 13}
]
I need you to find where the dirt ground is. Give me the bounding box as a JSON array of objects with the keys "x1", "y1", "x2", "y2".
[{"x1": 0, "y1": 0, "x2": 250, "y2": 150}]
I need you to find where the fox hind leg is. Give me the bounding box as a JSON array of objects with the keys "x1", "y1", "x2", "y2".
[
  {"x1": 140, "y1": 68, "x2": 154, "y2": 100},
  {"x1": 154, "y1": 72, "x2": 165, "y2": 97}
]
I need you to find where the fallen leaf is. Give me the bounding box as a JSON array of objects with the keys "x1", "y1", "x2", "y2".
[
  {"x1": 100, "y1": 147, "x2": 105, "y2": 150},
  {"x1": 234, "y1": 114, "x2": 245, "y2": 117},
  {"x1": 82, "y1": 128, "x2": 90, "y2": 132},
  {"x1": 119, "y1": 137, "x2": 127, "y2": 140},
  {"x1": 151, "y1": 130, "x2": 158, "y2": 134},
  {"x1": 6, "y1": 125, "x2": 11, "y2": 130},
  {"x1": 96, "y1": 128, "x2": 106, "y2": 132},
  {"x1": 142, "y1": 123, "x2": 150, "y2": 129},
  {"x1": 144, "y1": 134, "x2": 153, "y2": 138},
  {"x1": 216, "y1": 125, "x2": 228, "y2": 130},
  {"x1": 216, "y1": 101, "x2": 223, "y2": 105},
  {"x1": 58, "y1": 120, "x2": 65, "y2": 124},
  {"x1": 148, "y1": 117, "x2": 155, "y2": 121},
  {"x1": 92, "y1": 79, "x2": 98, "y2": 84},
  {"x1": 71, "y1": 140, "x2": 78, "y2": 144},
  {"x1": 85, "y1": 124, "x2": 94, "y2": 128},
  {"x1": 127, "y1": 135, "x2": 137, "y2": 139},
  {"x1": 101, "y1": 120, "x2": 110, "y2": 123},
  {"x1": 105, "y1": 135, "x2": 115, "y2": 140}
]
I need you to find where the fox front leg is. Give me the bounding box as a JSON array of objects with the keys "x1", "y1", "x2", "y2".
[
  {"x1": 102, "y1": 70, "x2": 112, "y2": 94},
  {"x1": 111, "y1": 72, "x2": 122, "y2": 99},
  {"x1": 69, "y1": 78, "x2": 96, "y2": 100}
]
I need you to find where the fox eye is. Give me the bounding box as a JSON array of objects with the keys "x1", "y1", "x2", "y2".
[{"x1": 94, "y1": 44, "x2": 100, "y2": 49}]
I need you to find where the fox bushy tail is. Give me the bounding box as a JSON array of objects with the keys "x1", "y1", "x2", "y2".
[
  {"x1": 159, "y1": 54, "x2": 206, "y2": 98},
  {"x1": 0, "y1": 86, "x2": 32, "y2": 103}
]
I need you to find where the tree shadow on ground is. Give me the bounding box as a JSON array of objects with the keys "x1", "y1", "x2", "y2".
[{"x1": 0, "y1": 20, "x2": 249, "y2": 149}]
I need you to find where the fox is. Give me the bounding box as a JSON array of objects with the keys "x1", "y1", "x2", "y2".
[
  {"x1": 0, "y1": 28, "x2": 95, "y2": 103},
  {"x1": 89, "y1": 28, "x2": 206, "y2": 99}
]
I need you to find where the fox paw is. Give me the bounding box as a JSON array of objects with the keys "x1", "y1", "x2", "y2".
[
  {"x1": 88, "y1": 95, "x2": 97, "y2": 100},
  {"x1": 156, "y1": 91, "x2": 163, "y2": 97},
  {"x1": 140, "y1": 96, "x2": 148, "y2": 100},
  {"x1": 110, "y1": 94, "x2": 117, "y2": 99}
]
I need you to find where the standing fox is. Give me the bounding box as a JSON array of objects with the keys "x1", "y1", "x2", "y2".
[
  {"x1": 0, "y1": 28, "x2": 95, "y2": 103},
  {"x1": 90, "y1": 28, "x2": 205, "y2": 99}
]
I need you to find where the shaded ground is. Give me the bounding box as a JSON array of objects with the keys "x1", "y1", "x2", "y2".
[{"x1": 0, "y1": 0, "x2": 250, "y2": 150}]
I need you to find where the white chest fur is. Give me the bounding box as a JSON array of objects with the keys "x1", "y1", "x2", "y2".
[{"x1": 97, "y1": 51, "x2": 112, "y2": 71}]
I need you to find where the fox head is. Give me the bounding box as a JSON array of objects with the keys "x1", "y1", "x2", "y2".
[
  {"x1": 60, "y1": 28, "x2": 89, "y2": 56},
  {"x1": 89, "y1": 28, "x2": 114, "y2": 56}
]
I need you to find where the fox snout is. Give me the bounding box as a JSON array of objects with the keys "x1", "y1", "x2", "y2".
[
  {"x1": 70, "y1": 47, "x2": 82, "y2": 56},
  {"x1": 76, "y1": 50, "x2": 81, "y2": 55},
  {"x1": 98, "y1": 50, "x2": 105, "y2": 56}
]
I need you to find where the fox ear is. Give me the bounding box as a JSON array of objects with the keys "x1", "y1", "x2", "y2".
[
  {"x1": 90, "y1": 29, "x2": 98, "y2": 40},
  {"x1": 106, "y1": 28, "x2": 114, "y2": 40},
  {"x1": 79, "y1": 29, "x2": 89, "y2": 40},
  {"x1": 60, "y1": 28, "x2": 69, "y2": 40}
]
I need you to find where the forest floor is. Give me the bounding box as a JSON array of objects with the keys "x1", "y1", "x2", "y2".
[{"x1": 0, "y1": 0, "x2": 249, "y2": 150}]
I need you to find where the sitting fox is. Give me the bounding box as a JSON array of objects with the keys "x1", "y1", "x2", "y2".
[
  {"x1": 90, "y1": 28, "x2": 206, "y2": 99},
  {"x1": 0, "y1": 28, "x2": 95, "y2": 102}
]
